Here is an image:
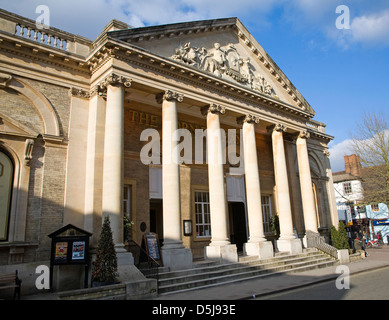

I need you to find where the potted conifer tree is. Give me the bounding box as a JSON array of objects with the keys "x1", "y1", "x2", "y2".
[{"x1": 91, "y1": 216, "x2": 119, "y2": 287}]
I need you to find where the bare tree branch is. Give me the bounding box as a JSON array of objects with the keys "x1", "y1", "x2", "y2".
[{"x1": 350, "y1": 111, "x2": 389, "y2": 204}]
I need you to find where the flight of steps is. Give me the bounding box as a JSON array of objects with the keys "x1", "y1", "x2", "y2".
[{"x1": 152, "y1": 248, "x2": 338, "y2": 296}]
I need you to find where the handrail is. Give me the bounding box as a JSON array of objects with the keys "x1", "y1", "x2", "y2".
[
  {"x1": 127, "y1": 240, "x2": 161, "y2": 284},
  {"x1": 306, "y1": 231, "x2": 338, "y2": 260}
]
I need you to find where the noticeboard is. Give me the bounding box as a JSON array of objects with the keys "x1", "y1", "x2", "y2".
[
  {"x1": 48, "y1": 224, "x2": 92, "y2": 289},
  {"x1": 48, "y1": 224, "x2": 91, "y2": 265},
  {"x1": 143, "y1": 233, "x2": 163, "y2": 265}
]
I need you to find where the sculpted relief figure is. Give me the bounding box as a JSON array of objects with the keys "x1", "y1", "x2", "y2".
[{"x1": 171, "y1": 42, "x2": 277, "y2": 98}]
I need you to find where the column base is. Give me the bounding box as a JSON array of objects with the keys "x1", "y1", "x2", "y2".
[
  {"x1": 276, "y1": 238, "x2": 302, "y2": 255},
  {"x1": 243, "y1": 241, "x2": 274, "y2": 259},
  {"x1": 115, "y1": 249, "x2": 147, "y2": 283},
  {"x1": 205, "y1": 244, "x2": 238, "y2": 264},
  {"x1": 161, "y1": 247, "x2": 193, "y2": 271}
]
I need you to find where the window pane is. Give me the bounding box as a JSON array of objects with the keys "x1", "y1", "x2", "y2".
[{"x1": 195, "y1": 191, "x2": 211, "y2": 238}]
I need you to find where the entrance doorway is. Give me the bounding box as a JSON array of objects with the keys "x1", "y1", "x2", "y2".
[
  {"x1": 149, "y1": 199, "x2": 163, "y2": 246},
  {"x1": 228, "y1": 202, "x2": 248, "y2": 252}
]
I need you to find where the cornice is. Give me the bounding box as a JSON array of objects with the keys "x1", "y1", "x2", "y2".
[
  {"x1": 0, "y1": 31, "x2": 90, "y2": 76},
  {"x1": 109, "y1": 18, "x2": 238, "y2": 43},
  {"x1": 307, "y1": 128, "x2": 334, "y2": 143}
]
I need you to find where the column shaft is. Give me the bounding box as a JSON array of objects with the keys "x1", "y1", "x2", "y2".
[
  {"x1": 161, "y1": 91, "x2": 184, "y2": 249},
  {"x1": 102, "y1": 84, "x2": 125, "y2": 246},
  {"x1": 272, "y1": 125, "x2": 295, "y2": 240},
  {"x1": 296, "y1": 131, "x2": 318, "y2": 233},
  {"x1": 241, "y1": 116, "x2": 266, "y2": 242},
  {"x1": 206, "y1": 105, "x2": 230, "y2": 246},
  {"x1": 156, "y1": 90, "x2": 193, "y2": 270}
]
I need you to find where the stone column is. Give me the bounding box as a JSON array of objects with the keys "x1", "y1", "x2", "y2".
[
  {"x1": 324, "y1": 149, "x2": 339, "y2": 230},
  {"x1": 238, "y1": 115, "x2": 273, "y2": 258},
  {"x1": 100, "y1": 73, "x2": 131, "y2": 249},
  {"x1": 271, "y1": 124, "x2": 302, "y2": 254},
  {"x1": 202, "y1": 104, "x2": 238, "y2": 263},
  {"x1": 156, "y1": 90, "x2": 192, "y2": 270},
  {"x1": 296, "y1": 130, "x2": 319, "y2": 236},
  {"x1": 84, "y1": 91, "x2": 106, "y2": 247},
  {"x1": 100, "y1": 74, "x2": 145, "y2": 282}
]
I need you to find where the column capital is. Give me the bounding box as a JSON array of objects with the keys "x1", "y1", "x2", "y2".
[
  {"x1": 70, "y1": 87, "x2": 91, "y2": 99},
  {"x1": 237, "y1": 114, "x2": 260, "y2": 125},
  {"x1": 97, "y1": 73, "x2": 132, "y2": 93},
  {"x1": 298, "y1": 130, "x2": 310, "y2": 140},
  {"x1": 156, "y1": 90, "x2": 184, "y2": 104},
  {"x1": 268, "y1": 123, "x2": 287, "y2": 133},
  {"x1": 201, "y1": 103, "x2": 226, "y2": 116}
]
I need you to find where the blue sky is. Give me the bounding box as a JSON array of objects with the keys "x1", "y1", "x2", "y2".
[{"x1": 1, "y1": 0, "x2": 388, "y2": 171}]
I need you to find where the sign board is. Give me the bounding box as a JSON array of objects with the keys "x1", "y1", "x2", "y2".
[
  {"x1": 346, "y1": 207, "x2": 353, "y2": 226},
  {"x1": 143, "y1": 232, "x2": 163, "y2": 265},
  {"x1": 48, "y1": 224, "x2": 92, "y2": 289},
  {"x1": 49, "y1": 225, "x2": 91, "y2": 265},
  {"x1": 373, "y1": 219, "x2": 389, "y2": 226}
]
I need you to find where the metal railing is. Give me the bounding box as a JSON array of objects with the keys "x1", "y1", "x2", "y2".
[
  {"x1": 126, "y1": 240, "x2": 161, "y2": 285},
  {"x1": 306, "y1": 231, "x2": 338, "y2": 260}
]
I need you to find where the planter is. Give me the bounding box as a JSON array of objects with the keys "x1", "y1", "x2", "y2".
[{"x1": 91, "y1": 280, "x2": 119, "y2": 288}]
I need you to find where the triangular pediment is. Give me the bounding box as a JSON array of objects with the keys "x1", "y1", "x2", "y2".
[
  {"x1": 0, "y1": 112, "x2": 39, "y2": 137},
  {"x1": 108, "y1": 18, "x2": 315, "y2": 115}
]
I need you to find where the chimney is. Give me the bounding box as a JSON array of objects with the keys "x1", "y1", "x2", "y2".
[{"x1": 344, "y1": 154, "x2": 361, "y2": 176}]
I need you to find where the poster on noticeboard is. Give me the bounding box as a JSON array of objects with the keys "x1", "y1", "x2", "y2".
[
  {"x1": 54, "y1": 242, "x2": 68, "y2": 262},
  {"x1": 72, "y1": 241, "x2": 85, "y2": 260}
]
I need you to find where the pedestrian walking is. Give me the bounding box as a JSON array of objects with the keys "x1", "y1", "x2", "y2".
[{"x1": 386, "y1": 234, "x2": 389, "y2": 246}]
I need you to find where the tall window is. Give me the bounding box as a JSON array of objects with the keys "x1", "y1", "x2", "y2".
[
  {"x1": 262, "y1": 195, "x2": 273, "y2": 234},
  {"x1": 123, "y1": 185, "x2": 132, "y2": 218},
  {"x1": 0, "y1": 151, "x2": 13, "y2": 241},
  {"x1": 343, "y1": 182, "x2": 352, "y2": 195},
  {"x1": 195, "y1": 191, "x2": 211, "y2": 238},
  {"x1": 123, "y1": 185, "x2": 132, "y2": 241}
]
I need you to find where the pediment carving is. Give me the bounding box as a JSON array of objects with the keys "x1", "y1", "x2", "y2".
[{"x1": 170, "y1": 42, "x2": 278, "y2": 98}]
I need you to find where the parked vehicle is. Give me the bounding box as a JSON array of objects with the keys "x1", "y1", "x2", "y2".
[{"x1": 366, "y1": 239, "x2": 383, "y2": 248}]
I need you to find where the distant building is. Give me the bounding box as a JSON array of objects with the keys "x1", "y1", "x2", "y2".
[{"x1": 333, "y1": 154, "x2": 389, "y2": 243}]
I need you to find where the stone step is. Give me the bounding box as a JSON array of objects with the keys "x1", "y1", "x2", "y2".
[
  {"x1": 155, "y1": 249, "x2": 338, "y2": 295},
  {"x1": 158, "y1": 252, "x2": 328, "y2": 283},
  {"x1": 158, "y1": 255, "x2": 333, "y2": 289},
  {"x1": 157, "y1": 249, "x2": 321, "y2": 281}
]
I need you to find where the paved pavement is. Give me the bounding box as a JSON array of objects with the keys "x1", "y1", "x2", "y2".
[
  {"x1": 22, "y1": 246, "x2": 389, "y2": 300},
  {"x1": 153, "y1": 246, "x2": 389, "y2": 300}
]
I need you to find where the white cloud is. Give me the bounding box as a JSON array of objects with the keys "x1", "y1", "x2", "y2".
[
  {"x1": 2, "y1": 0, "x2": 389, "y2": 47},
  {"x1": 328, "y1": 139, "x2": 354, "y2": 172},
  {"x1": 350, "y1": 10, "x2": 389, "y2": 45},
  {"x1": 328, "y1": 7, "x2": 389, "y2": 48}
]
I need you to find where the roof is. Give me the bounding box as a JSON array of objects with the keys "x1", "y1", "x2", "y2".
[
  {"x1": 105, "y1": 17, "x2": 315, "y2": 116},
  {"x1": 332, "y1": 172, "x2": 361, "y2": 183},
  {"x1": 48, "y1": 224, "x2": 92, "y2": 238}
]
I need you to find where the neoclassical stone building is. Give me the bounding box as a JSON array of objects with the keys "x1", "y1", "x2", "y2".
[{"x1": 0, "y1": 9, "x2": 338, "y2": 291}]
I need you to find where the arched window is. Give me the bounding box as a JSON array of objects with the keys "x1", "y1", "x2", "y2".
[{"x1": 0, "y1": 150, "x2": 14, "y2": 241}]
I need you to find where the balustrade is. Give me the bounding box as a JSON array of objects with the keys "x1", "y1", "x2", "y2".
[{"x1": 15, "y1": 23, "x2": 68, "y2": 50}]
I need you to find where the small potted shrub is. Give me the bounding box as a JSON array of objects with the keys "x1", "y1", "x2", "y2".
[{"x1": 91, "y1": 216, "x2": 119, "y2": 286}]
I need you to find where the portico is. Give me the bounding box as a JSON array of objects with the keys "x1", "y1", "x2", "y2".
[
  {"x1": 92, "y1": 64, "x2": 330, "y2": 267},
  {"x1": 0, "y1": 10, "x2": 339, "y2": 291}
]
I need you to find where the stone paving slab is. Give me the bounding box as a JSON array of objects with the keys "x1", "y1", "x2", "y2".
[{"x1": 152, "y1": 247, "x2": 389, "y2": 300}]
